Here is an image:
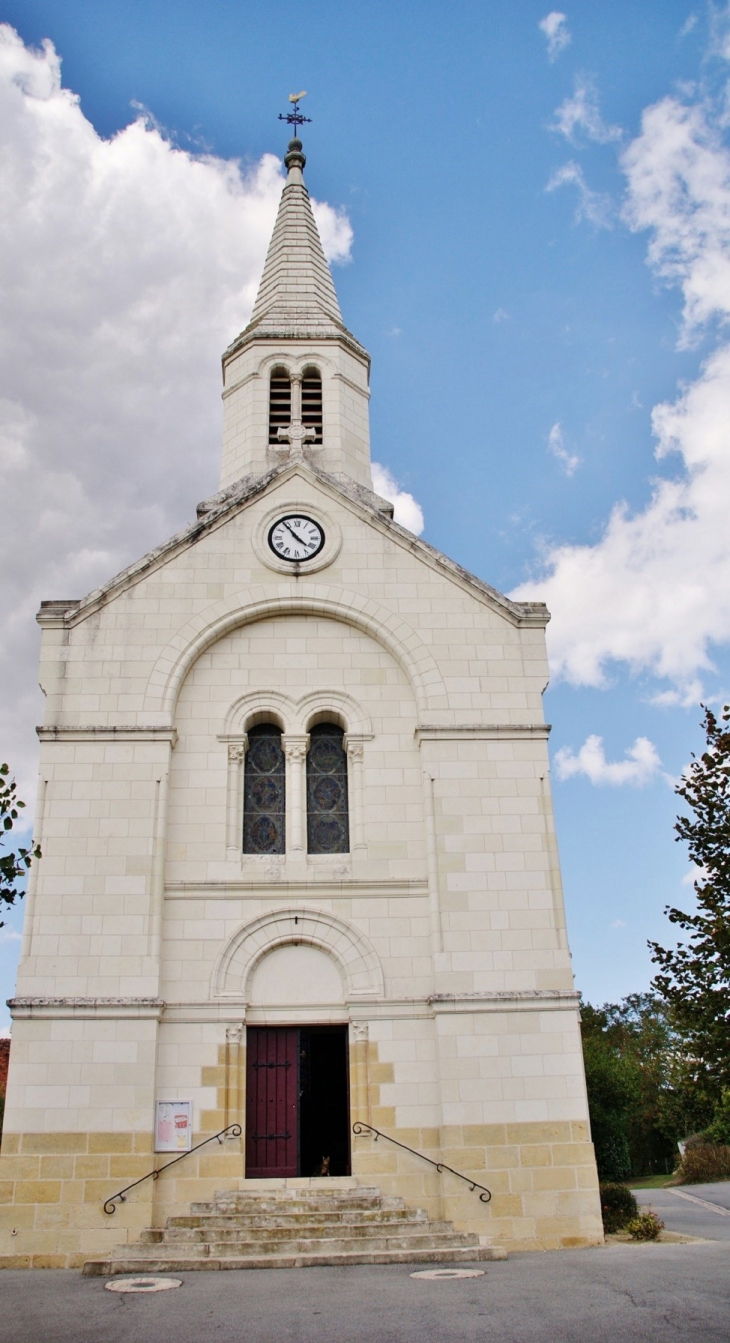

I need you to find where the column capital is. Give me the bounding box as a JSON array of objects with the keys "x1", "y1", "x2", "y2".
[
  {"x1": 227, "y1": 738, "x2": 247, "y2": 763},
  {"x1": 282, "y1": 733, "x2": 310, "y2": 762}
]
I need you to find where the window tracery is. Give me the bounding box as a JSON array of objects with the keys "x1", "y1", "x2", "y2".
[
  {"x1": 306, "y1": 722, "x2": 349, "y2": 854},
  {"x1": 243, "y1": 724, "x2": 286, "y2": 854}
]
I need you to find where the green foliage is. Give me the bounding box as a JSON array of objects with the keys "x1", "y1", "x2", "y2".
[
  {"x1": 0, "y1": 763, "x2": 40, "y2": 928},
  {"x1": 676, "y1": 1142, "x2": 730, "y2": 1184},
  {"x1": 705, "y1": 1090, "x2": 730, "y2": 1146},
  {"x1": 650, "y1": 705, "x2": 730, "y2": 1108},
  {"x1": 626, "y1": 1211, "x2": 664, "y2": 1241},
  {"x1": 599, "y1": 1182, "x2": 638, "y2": 1232},
  {"x1": 581, "y1": 995, "x2": 676, "y2": 1177}
]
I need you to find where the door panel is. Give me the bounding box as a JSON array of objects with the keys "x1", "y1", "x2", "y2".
[{"x1": 245, "y1": 1027, "x2": 299, "y2": 1177}]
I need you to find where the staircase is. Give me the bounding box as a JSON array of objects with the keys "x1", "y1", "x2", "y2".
[{"x1": 83, "y1": 1179, "x2": 506, "y2": 1274}]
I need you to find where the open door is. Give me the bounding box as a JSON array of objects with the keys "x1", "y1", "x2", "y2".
[{"x1": 245, "y1": 1025, "x2": 349, "y2": 1178}]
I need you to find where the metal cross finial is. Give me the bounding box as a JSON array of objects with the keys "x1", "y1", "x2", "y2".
[{"x1": 279, "y1": 90, "x2": 312, "y2": 131}]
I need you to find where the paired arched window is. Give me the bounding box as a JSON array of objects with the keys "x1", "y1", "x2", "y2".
[
  {"x1": 243, "y1": 724, "x2": 286, "y2": 854},
  {"x1": 268, "y1": 368, "x2": 291, "y2": 446},
  {"x1": 241, "y1": 721, "x2": 349, "y2": 855},
  {"x1": 307, "y1": 724, "x2": 349, "y2": 854}
]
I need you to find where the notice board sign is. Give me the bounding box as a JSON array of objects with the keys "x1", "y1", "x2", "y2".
[{"x1": 155, "y1": 1100, "x2": 192, "y2": 1153}]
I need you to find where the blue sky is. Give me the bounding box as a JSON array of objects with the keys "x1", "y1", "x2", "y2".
[{"x1": 1, "y1": 0, "x2": 729, "y2": 1026}]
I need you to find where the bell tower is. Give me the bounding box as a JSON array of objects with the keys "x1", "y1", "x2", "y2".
[{"x1": 219, "y1": 132, "x2": 372, "y2": 490}]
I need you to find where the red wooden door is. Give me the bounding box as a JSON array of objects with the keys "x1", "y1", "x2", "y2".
[{"x1": 245, "y1": 1027, "x2": 299, "y2": 1177}]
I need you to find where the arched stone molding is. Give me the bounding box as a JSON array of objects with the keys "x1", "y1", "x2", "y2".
[
  {"x1": 143, "y1": 585, "x2": 447, "y2": 722},
  {"x1": 221, "y1": 688, "x2": 371, "y2": 740},
  {"x1": 212, "y1": 907, "x2": 384, "y2": 1002},
  {"x1": 254, "y1": 349, "x2": 337, "y2": 381},
  {"x1": 222, "y1": 690, "x2": 296, "y2": 738}
]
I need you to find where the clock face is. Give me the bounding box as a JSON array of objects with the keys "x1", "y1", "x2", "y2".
[{"x1": 268, "y1": 514, "x2": 325, "y2": 563}]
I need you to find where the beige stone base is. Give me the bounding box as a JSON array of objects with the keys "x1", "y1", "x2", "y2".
[
  {"x1": 1, "y1": 1117, "x2": 602, "y2": 1266},
  {"x1": 0, "y1": 1130, "x2": 245, "y2": 1269},
  {"x1": 351, "y1": 1120, "x2": 604, "y2": 1253}
]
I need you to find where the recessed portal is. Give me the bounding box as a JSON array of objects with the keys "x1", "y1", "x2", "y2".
[{"x1": 245, "y1": 1025, "x2": 350, "y2": 1179}]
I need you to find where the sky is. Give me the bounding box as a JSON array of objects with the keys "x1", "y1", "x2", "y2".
[{"x1": 1, "y1": 0, "x2": 730, "y2": 1028}]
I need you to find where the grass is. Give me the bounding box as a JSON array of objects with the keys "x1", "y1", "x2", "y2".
[{"x1": 627, "y1": 1173, "x2": 675, "y2": 1190}]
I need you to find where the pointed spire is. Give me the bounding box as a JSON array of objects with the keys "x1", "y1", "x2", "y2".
[{"x1": 246, "y1": 138, "x2": 345, "y2": 335}]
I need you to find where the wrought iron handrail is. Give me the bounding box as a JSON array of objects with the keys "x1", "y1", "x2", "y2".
[
  {"x1": 352, "y1": 1121, "x2": 492, "y2": 1203},
  {"x1": 103, "y1": 1123, "x2": 242, "y2": 1215}
]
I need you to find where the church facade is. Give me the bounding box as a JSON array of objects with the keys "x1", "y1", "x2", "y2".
[{"x1": 0, "y1": 135, "x2": 602, "y2": 1268}]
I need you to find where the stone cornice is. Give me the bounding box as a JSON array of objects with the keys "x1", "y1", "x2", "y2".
[
  {"x1": 415, "y1": 724, "x2": 551, "y2": 742},
  {"x1": 37, "y1": 726, "x2": 178, "y2": 744},
  {"x1": 8, "y1": 997, "x2": 164, "y2": 1020}
]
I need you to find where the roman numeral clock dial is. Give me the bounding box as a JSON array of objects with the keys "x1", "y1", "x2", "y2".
[{"x1": 268, "y1": 514, "x2": 325, "y2": 563}]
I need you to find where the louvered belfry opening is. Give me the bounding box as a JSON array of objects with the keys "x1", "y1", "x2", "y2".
[
  {"x1": 302, "y1": 367, "x2": 323, "y2": 445},
  {"x1": 268, "y1": 368, "x2": 291, "y2": 445}
]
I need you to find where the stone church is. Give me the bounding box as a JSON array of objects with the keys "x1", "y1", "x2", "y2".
[{"x1": 0, "y1": 131, "x2": 602, "y2": 1269}]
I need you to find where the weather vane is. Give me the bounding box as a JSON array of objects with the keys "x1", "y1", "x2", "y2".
[{"x1": 279, "y1": 91, "x2": 312, "y2": 132}]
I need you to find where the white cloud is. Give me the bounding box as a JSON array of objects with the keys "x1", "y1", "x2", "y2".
[
  {"x1": 0, "y1": 25, "x2": 353, "y2": 799},
  {"x1": 371, "y1": 463, "x2": 425, "y2": 535},
  {"x1": 493, "y1": 307, "x2": 509, "y2": 323},
  {"x1": 516, "y1": 87, "x2": 730, "y2": 694},
  {"x1": 547, "y1": 421, "x2": 580, "y2": 476},
  {"x1": 539, "y1": 12, "x2": 571, "y2": 61},
  {"x1": 610, "y1": 919, "x2": 627, "y2": 928},
  {"x1": 547, "y1": 161, "x2": 613, "y2": 228},
  {"x1": 551, "y1": 77, "x2": 621, "y2": 145},
  {"x1": 554, "y1": 734, "x2": 662, "y2": 786},
  {"x1": 0, "y1": 929, "x2": 21, "y2": 945}
]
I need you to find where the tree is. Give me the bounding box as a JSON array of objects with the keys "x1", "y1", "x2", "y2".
[
  {"x1": 649, "y1": 704, "x2": 730, "y2": 1110},
  {"x1": 0, "y1": 763, "x2": 39, "y2": 928},
  {"x1": 580, "y1": 1000, "x2": 638, "y2": 1180}
]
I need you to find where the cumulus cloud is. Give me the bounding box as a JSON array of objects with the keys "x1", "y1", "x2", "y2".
[
  {"x1": 0, "y1": 25, "x2": 355, "y2": 798},
  {"x1": 547, "y1": 422, "x2": 580, "y2": 476},
  {"x1": 539, "y1": 12, "x2": 571, "y2": 61},
  {"x1": 554, "y1": 734, "x2": 663, "y2": 786},
  {"x1": 371, "y1": 463, "x2": 425, "y2": 535},
  {"x1": 547, "y1": 161, "x2": 613, "y2": 228},
  {"x1": 515, "y1": 85, "x2": 730, "y2": 695},
  {"x1": 551, "y1": 77, "x2": 621, "y2": 145}
]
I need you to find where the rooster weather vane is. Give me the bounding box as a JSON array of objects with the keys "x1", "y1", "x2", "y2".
[{"x1": 279, "y1": 91, "x2": 312, "y2": 132}]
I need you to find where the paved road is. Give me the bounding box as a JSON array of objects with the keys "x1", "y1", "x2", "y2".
[
  {"x1": 2, "y1": 1244, "x2": 729, "y2": 1343},
  {"x1": 633, "y1": 1180, "x2": 730, "y2": 1242}
]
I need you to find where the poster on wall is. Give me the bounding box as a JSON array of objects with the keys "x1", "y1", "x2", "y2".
[{"x1": 155, "y1": 1100, "x2": 193, "y2": 1153}]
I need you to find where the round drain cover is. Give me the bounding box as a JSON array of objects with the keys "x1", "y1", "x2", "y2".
[
  {"x1": 105, "y1": 1277, "x2": 182, "y2": 1293},
  {"x1": 411, "y1": 1268, "x2": 485, "y2": 1280}
]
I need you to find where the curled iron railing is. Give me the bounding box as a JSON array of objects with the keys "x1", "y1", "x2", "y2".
[
  {"x1": 352, "y1": 1121, "x2": 492, "y2": 1203},
  {"x1": 103, "y1": 1123, "x2": 242, "y2": 1215}
]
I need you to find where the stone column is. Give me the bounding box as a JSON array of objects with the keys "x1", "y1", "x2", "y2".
[
  {"x1": 226, "y1": 739, "x2": 246, "y2": 854},
  {"x1": 344, "y1": 735, "x2": 367, "y2": 855},
  {"x1": 283, "y1": 734, "x2": 309, "y2": 854}
]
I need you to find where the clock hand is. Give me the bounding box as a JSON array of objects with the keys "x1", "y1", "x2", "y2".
[{"x1": 283, "y1": 521, "x2": 309, "y2": 546}]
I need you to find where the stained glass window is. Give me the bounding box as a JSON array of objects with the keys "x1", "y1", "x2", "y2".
[
  {"x1": 307, "y1": 723, "x2": 349, "y2": 854},
  {"x1": 243, "y1": 724, "x2": 285, "y2": 854}
]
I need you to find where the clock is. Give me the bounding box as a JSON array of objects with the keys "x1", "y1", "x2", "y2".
[{"x1": 268, "y1": 514, "x2": 325, "y2": 563}]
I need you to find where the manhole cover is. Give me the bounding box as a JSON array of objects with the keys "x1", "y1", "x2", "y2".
[
  {"x1": 105, "y1": 1277, "x2": 182, "y2": 1293},
  {"x1": 411, "y1": 1268, "x2": 485, "y2": 1280}
]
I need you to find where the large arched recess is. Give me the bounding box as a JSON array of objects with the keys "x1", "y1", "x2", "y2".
[{"x1": 143, "y1": 584, "x2": 447, "y2": 722}]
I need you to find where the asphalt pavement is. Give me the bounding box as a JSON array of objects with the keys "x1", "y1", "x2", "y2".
[
  {"x1": 1, "y1": 1242, "x2": 729, "y2": 1343},
  {"x1": 633, "y1": 1180, "x2": 730, "y2": 1242}
]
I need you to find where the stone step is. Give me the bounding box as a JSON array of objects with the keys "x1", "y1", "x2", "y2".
[
  {"x1": 114, "y1": 1231, "x2": 483, "y2": 1260},
  {"x1": 84, "y1": 1243, "x2": 506, "y2": 1276},
  {"x1": 157, "y1": 1220, "x2": 457, "y2": 1245},
  {"x1": 165, "y1": 1209, "x2": 427, "y2": 1230},
  {"x1": 191, "y1": 1195, "x2": 392, "y2": 1215}
]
